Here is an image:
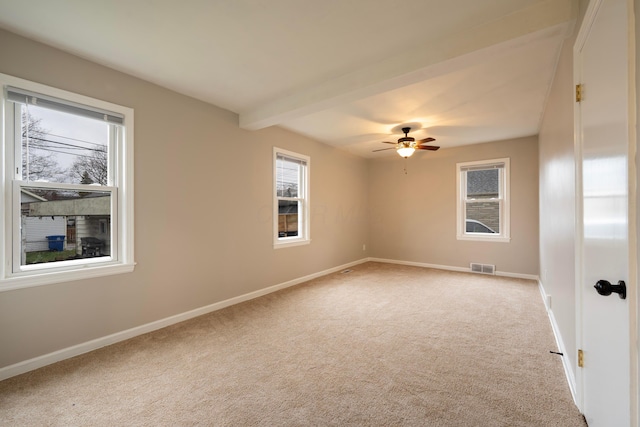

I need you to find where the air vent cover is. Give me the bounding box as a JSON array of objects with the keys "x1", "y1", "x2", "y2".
[{"x1": 470, "y1": 263, "x2": 495, "y2": 275}]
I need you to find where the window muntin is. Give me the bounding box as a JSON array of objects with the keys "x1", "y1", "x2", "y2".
[
  {"x1": 1, "y1": 74, "x2": 134, "y2": 290},
  {"x1": 457, "y1": 159, "x2": 510, "y2": 242},
  {"x1": 274, "y1": 148, "x2": 309, "y2": 247}
]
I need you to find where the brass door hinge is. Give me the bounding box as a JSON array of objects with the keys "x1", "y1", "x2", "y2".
[
  {"x1": 576, "y1": 84, "x2": 583, "y2": 102},
  {"x1": 578, "y1": 349, "x2": 584, "y2": 367}
]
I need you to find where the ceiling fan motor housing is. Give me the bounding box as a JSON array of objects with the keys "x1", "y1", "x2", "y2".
[{"x1": 399, "y1": 127, "x2": 415, "y2": 146}]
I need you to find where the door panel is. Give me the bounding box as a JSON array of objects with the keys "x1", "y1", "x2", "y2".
[{"x1": 577, "y1": 0, "x2": 631, "y2": 425}]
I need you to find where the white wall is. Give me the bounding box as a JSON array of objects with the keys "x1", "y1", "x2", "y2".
[
  {"x1": 538, "y1": 0, "x2": 588, "y2": 388},
  {"x1": 538, "y1": 31, "x2": 578, "y2": 381}
]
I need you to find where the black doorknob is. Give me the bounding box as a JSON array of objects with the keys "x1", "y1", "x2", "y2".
[{"x1": 594, "y1": 280, "x2": 626, "y2": 300}]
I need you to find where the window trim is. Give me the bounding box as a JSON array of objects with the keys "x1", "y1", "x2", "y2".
[
  {"x1": 456, "y1": 158, "x2": 510, "y2": 242},
  {"x1": 0, "y1": 73, "x2": 135, "y2": 291},
  {"x1": 273, "y1": 147, "x2": 310, "y2": 249}
]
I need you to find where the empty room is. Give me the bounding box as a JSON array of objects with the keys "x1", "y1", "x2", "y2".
[{"x1": 0, "y1": 0, "x2": 638, "y2": 425}]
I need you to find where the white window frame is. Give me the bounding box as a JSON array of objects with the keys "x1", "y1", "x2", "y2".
[
  {"x1": 0, "y1": 73, "x2": 135, "y2": 291},
  {"x1": 273, "y1": 147, "x2": 310, "y2": 248},
  {"x1": 456, "y1": 158, "x2": 510, "y2": 242}
]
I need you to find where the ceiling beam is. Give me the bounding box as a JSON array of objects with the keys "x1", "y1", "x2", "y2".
[{"x1": 239, "y1": 0, "x2": 576, "y2": 130}]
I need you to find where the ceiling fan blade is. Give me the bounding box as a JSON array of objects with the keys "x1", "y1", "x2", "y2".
[
  {"x1": 418, "y1": 137, "x2": 436, "y2": 144},
  {"x1": 416, "y1": 145, "x2": 440, "y2": 151},
  {"x1": 381, "y1": 141, "x2": 397, "y2": 145},
  {"x1": 372, "y1": 147, "x2": 396, "y2": 152}
]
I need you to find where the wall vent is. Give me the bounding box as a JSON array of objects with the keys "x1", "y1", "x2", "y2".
[{"x1": 470, "y1": 263, "x2": 495, "y2": 275}]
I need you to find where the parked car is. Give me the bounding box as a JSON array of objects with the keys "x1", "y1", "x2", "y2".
[{"x1": 466, "y1": 219, "x2": 497, "y2": 233}]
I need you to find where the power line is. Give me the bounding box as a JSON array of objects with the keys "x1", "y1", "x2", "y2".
[
  {"x1": 24, "y1": 145, "x2": 97, "y2": 159},
  {"x1": 45, "y1": 132, "x2": 106, "y2": 148},
  {"x1": 24, "y1": 137, "x2": 106, "y2": 153}
]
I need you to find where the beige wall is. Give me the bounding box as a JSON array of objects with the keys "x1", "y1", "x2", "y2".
[
  {"x1": 368, "y1": 136, "x2": 539, "y2": 276},
  {"x1": 0, "y1": 26, "x2": 547, "y2": 373},
  {"x1": 0, "y1": 29, "x2": 369, "y2": 368}
]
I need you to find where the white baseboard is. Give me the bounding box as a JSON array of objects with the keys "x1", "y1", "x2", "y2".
[
  {"x1": 368, "y1": 257, "x2": 539, "y2": 281},
  {"x1": 0, "y1": 258, "x2": 369, "y2": 381},
  {"x1": 537, "y1": 279, "x2": 578, "y2": 405},
  {"x1": 0, "y1": 257, "x2": 540, "y2": 381}
]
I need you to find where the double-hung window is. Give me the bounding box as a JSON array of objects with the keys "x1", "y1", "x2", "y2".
[
  {"x1": 456, "y1": 158, "x2": 510, "y2": 242},
  {"x1": 274, "y1": 148, "x2": 310, "y2": 248},
  {"x1": 1, "y1": 74, "x2": 134, "y2": 290}
]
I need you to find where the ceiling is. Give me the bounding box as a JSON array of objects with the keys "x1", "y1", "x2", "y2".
[{"x1": 0, "y1": 0, "x2": 576, "y2": 157}]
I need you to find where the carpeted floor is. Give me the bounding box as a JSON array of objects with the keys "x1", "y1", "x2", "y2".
[{"x1": 0, "y1": 262, "x2": 585, "y2": 426}]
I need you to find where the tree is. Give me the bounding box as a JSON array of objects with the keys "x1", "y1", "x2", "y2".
[
  {"x1": 68, "y1": 146, "x2": 108, "y2": 185},
  {"x1": 80, "y1": 171, "x2": 94, "y2": 185},
  {"x1": 21, "y1": 109, "x2": 108, "y2": 186},
  {"x1": 21, "y1": 111, "x2": 64, "y2": 181}
]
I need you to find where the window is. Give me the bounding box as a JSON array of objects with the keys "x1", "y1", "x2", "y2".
[
  {"x1": 274, "y1": 148, "x2": 310, "y2": 248},
  {"x1": 1, "y1": 74, "x2": 134, "y2": 290},
  {"x1": 456, "y1": 158, "x2": 510, "y2": 242}
]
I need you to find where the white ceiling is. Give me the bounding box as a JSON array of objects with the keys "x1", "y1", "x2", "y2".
[{"x1": 0, "y1": 0, "x2": 577, "y2": 157}]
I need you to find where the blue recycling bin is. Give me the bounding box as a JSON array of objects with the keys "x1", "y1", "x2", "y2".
[{"x1": 46, "y1": 235, "x2": 65, "y2": 251}]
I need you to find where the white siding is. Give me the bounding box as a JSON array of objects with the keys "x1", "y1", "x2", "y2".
[
  {"x1": 76, "y1": 216, "x2": 111, "y2": 256},
  {"x1": 24, "y1": 216, "x2": 66, "y2": 252}
]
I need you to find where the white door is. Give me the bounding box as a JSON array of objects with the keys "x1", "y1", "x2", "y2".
[{"x1": 575, "y1": 0, "x2": 633, "y2": 425}]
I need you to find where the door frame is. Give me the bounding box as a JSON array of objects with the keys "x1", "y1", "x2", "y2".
[{"x1": 573, "y1": 0, "x2": 638, "y2": 422}]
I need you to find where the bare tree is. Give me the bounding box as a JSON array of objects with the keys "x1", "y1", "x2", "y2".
[
  {"x1": 22, "y1": 110, "x2": 108, "y2": 186},
  {"x1": 21, "y1": 111, "x2": 64, "y2": 181},
  {"x1": 68, "y1": 146, "x2": 108, "y2": 185}
]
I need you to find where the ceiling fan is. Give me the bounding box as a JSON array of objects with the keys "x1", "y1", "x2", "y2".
[{"x1": 373, "y1": 127, "x2": 439, "y2": 158}]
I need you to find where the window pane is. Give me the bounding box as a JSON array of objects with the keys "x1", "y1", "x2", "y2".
[
  {"x1": 278, "y1": 200, "x2": 298, "y2": 237},
  {"x1": 466, "y1": 169, "x2": 499, "y2": 199},
  {"x1": 465, "y1": 201, "x2": 500, "y2": 233},
  {"x1": 21, "y1": 104, "x2": 109, "y2": 185},
  {"x1": 20, "y1": 186, "x2": 111, "y2": 266},
  {"x1": 276, "y1": 158, "x2": 300, "y2": 198}
]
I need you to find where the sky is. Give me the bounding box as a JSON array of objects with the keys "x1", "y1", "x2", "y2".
[{"x1": 25, "y1": 103, "x2": 108, "y2": 175}]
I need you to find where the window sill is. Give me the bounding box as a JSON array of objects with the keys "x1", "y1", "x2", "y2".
[
  {"x1": 457, "y1": 234, "x2": 511, "y2": 243},
  {"x1": 0, "y1": 262, "x2": 136, "y2": 292},
  {"x1": 274, "y1": 239, "x2": 311, "y2": 249}
]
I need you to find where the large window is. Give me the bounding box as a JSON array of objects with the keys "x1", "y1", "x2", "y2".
[
  {"x1": 456, "y1": 158, "x2": 510, "y2": 242},
  {"x1": 274, "y1": 148, "x2": 310, "y2": 248},
  {"x1": 1, "y1": 74, "x2": 134, "y2": 290}
]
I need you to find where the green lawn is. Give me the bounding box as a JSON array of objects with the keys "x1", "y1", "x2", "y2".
[{"x1": 26, "y1": 249, "x2": 78, "y2": 264}]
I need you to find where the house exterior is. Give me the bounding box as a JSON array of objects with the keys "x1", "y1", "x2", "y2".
[
  {"x1": 466, "y1": 169, "x2": 500, "y2": 231},
  {"x1": 20, "y1": 189, "x2": 66, "y2": 252},
  {"x1": 23, "y1": 216, "x2": 66, "y2": 252},
  {"x1": 27, "y1": 195, "x2": 111, "y2": 256},
  {"x1": 20, "y1": 187, "x2": 111, "y2": 258}
]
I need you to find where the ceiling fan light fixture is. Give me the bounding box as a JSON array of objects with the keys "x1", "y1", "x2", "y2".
[
  {"x1": 397, "y1": 146, "x2": 415, "y2": 158},
  {"x1": 372, "y1": 126, "x2": 439, "y2": 157}
]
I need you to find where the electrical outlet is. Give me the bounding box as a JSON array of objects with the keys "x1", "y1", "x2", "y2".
[{"x1": 362, "y1": 244, "x2": 366, "y2": 251}]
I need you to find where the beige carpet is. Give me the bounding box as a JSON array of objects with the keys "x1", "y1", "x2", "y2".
[{"x1": 0, "y1": 262, "x2": 585, "y2": 426}]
